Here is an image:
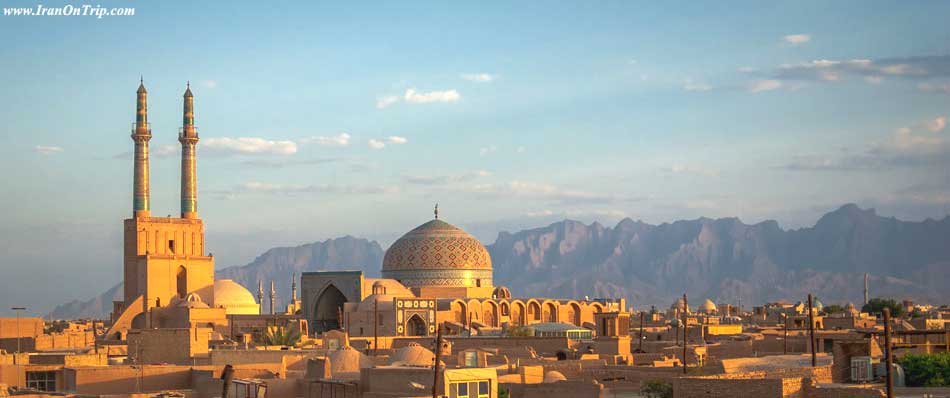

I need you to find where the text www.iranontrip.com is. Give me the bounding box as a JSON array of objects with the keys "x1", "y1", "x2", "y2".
[{"x1": 3, "y1": 4, "x2": 134, "y2": 18}]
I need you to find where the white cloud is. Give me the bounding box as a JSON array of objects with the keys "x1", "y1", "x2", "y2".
[
  {"x1": 748, "y1": 79, "x2": 783, "y2": 93},
  {"x1": 516, "y1": 146, "x2": 526, "y2": 153},
  {"x1": 466, "y1": 180, "x2": 643, "y2": 205},
  {"x1": 202, "y1": 80, "x2": 217, "y2": 89},
  {"x1": 479, "y1": 146, "x2": 497, "y2": 156},
  {"x1": 376, "y1": 95, "x2": 399, "y2": 109},
  {"x1": 404, "y1": 170, "x2": 491, "y2": 186},
  {"x1": 461, "y1": 73, "x2": 496, "y2": 82},
  {"x1": 387, "y1": 136, "x2": 408, "y2": 144},
  {"x1": 926, "y1": 116, "x2": 946, "y2": 132},
  {"x1": 865, "y1": 76, "x2": 884, "y2": 84},
  {"x1": 683, "y1": 79, "x2": 713, "y2": 92},
  {"x1": 203, "y1": 137, "x2": 298, "y2": 155},
  {"x1": 772, "y1": 57, "x2": 938, "y2": 82},
  {"x1": 918, "y1": 83, "x2": 950, "y2": 93},
  {"x1": 224, "y1": 181, "x2": 398, "y2": 196},
  {"x1": 666, "y1": 164, "x2": 720, "y2": 178},
  {"x1": 300, "y1": 133, "x2": 351, "y2": 147},
  {"x1": 404, "y1": 88, "x2": 460, "y2": 104},
  {"x1": 738, "y1": 66, "x2": 758, "y2": 73},
  {"x1": 367, "y1": 139, "x2": 386, "y2": 149},
  {"x1": 33, "y1": 145, "x2": 63, "y2": 155},
  {"x1": 783, "y1": 34, "x2": 811, "y2": 45},
  {"x1": 525, "y1": 209, "x2": 555, "y2": 217},
  {"x1": 153, "y1": 144, "x2": 178, "y2": 157}
]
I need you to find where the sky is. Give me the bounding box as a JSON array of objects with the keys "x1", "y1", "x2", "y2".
[{"x1": 1, "y1": 1, "x2": 950, "y2": 316}]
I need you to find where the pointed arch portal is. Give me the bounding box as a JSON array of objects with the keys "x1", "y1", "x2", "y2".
[{"x1": 313, "y1": 284, "x2": 347, "y2": 334}]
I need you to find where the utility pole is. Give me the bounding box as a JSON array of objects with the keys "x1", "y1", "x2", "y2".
[
  {"x1": 782, "y1": 314, "x2": 788, "y2": 355},
  {"x1": 807, "y1": 294, "x2": 816, "y2": 367},
  {"x1": 432, "y1": 326, "x2": 443, "y2": 398},
  {"x1": 638, "y1": 311, "x2": 645, "y2": 352},
  {"x1": 373, "y1": 298, "x2": 379, "y2": 356},
  {"x1": 883, "y1": 308, "x2": 893, "y2": 398},
  {"x1": 682, "y1": 293, "x2": 688, "y2": 374},
  {"x1": 11, "y1": 307, "x2": 26, "y2": 360}
]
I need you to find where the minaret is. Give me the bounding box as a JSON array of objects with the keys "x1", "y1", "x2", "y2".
[
  {"x1": 179, "y1": 82, "x2": 199, "y2": 219},
  {"x1": 864, "y1": 273, "x2": 869, "y2": 305},
  {"x1": 131, "y1": 78, "x2": 152, "y2": 218},
  {"x1": 269, "y1": 280, "x2": 276, "y2": 315},
  {"x1": 257, "y1": 281, "x2": 264, "y2": 315},
  {"x1": 291, "y1": 272, "x2": 298, "y2": 303}
]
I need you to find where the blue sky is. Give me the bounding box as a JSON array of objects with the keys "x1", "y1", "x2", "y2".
[{"x1": 2, "y1": 1, "x2": 950, "y2": 315}]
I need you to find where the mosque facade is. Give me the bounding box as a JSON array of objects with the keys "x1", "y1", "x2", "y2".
[
  {"x1": 105, "y1": 81, "x2": 262, "y2": 340},
  {"x1": 303, "y1": 210, "x2": 624, "y2": 339}
]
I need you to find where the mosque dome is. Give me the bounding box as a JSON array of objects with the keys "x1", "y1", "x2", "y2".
[
  {"x1": 175, "y1": 293, "x2": 209, "y2": 309},
  {"x1": 214, "y1": 279, "x2": 260, "y2": 315},
  {"x1": 382, "y1": 215, "x2": 493, "y2": 289},
  {"x1": 389, "y1": 343, "x2": 436, "y2": 367},
  {"x1": 671, "y1": 298, "x2": 686, "y2": 311},
  {"x1": 701, "y1": 299, "x2": 717, "y2": 314},
  {"x1": 327, "y1": 346, "x2": 373, "y2": 375},
  {"x1": 543, "y1": 371, "x2": 567, "y2": 383}
]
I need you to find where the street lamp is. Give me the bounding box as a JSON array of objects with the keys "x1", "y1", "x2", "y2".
[{"x1": 10, "y1": 307, "x2": 26, "y2": 359}]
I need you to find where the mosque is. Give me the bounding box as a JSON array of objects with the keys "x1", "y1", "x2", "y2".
[
  {"x1": 105, "y1": 80, "x2": 623, "y2": 342},
  {"x1": 105, "y1": 80, "x2": 262, "y2": 340},
  {"x1": 302, "y1": 206, "x2": 623, "y2": 339}
]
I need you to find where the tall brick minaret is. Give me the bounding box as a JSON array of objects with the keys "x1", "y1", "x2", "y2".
[
  {"x1": 131, "y1": 78, "x2": 152, "y2": 218},
  {"x1": 179, "y1": 82, "x2": 199, "y2": 219}
]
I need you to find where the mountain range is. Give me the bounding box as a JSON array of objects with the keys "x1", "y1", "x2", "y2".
[{"x1": 49, "y1": 204, "x2": 950, "y2": 319}]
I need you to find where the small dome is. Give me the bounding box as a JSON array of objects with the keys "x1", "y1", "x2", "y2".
[
  {"x1": 543, "y1": 371, "x2": 567, "y2": 383},
  {"x1": 327, "y1": 346, "x2": 372, "y2": 375},
  {"x1": 214, "y1": 279, "x2": 260, "y2": 315},
  {"x1": 389, "y1": 343, "x2": 436, "y2": 367},
  {"x1": 176, "y1": 293, "x2": 209, "y2": 309},
  {"x1": 701, "y1": 299, "x2": 717, "y2": 314},
  {"x1": 671, "y1": 298, "x2": 685, "y2": 311}
]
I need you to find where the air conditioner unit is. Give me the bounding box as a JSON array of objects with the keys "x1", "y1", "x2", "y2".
[{"x1": 851, "y1": 356, "x2": 873, "y2": 382}]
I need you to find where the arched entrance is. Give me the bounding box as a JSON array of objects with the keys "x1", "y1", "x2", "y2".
[
  {"x1": 543, "y1": 302, "x2": 557, "y2": 323},
  {"x1": 406, "y1": 314, "x2": 427, "y2": 336},
  {"x1": 176, "y1": 266, "x2": 187, "y2": 298},
  {"x1": 451, "y1": 301, "x2": 467, "y2": 324},
  {"x1": 512, "y1": 302, "x2": 525, "y2": 326},
  {"x1": 569, "y1": 303, "x2": 582, "y2": 326},
  {"x1": 528, "y1": 301, "x2": 541, "y2": 323},
  {"x1": 313, "y1": 285, "x2": 347, "y2": 335}
]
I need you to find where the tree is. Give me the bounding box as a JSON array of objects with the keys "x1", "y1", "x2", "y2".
[
  {"x1": 861, "y1": 298, "x2": 904, "y2": 317},
  {"x1": 262, "y1": 325, "x2": 300, "y2": 346},
  {"x1": 821, "y1": 304, "x2": 846, "y2": 315},
  {"x1": 899, "y1": 352, "x2": 950, "y2": 387},
  {"x1": 505, "y1": 326, "x2": 534, "y2": 337},
  {"x1": 641, "y1": 379, "x2": 673, "y2": 398}
]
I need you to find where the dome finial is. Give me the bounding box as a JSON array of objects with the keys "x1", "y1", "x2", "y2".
[{"x1": 434, "y1": 203, "x2": 439, "y2": 219}]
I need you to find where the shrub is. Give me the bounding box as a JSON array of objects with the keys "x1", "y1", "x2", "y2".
[{"x1": 899, "y1": 352, "x2": 950, "y2": 387}]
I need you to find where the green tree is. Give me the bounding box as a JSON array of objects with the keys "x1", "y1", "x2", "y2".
[
  {"x1": 899, "y1": 352, "x2": 950, "y2": 387},
  {"x1": 505, "y1": 326, "x2": 534, "y2": 337},
  {"x1": 641, "y1": 379, "x2": 673, "y2": 398},
  {"x1": 821, "y1": 304, "x2": 846, "y2": 315},
  {"x1": 861, "y1": 298, "x2": 904, "y2": 317},
  {"x1": 262, "y1": 325, "x2": 300, "y2": 346}
]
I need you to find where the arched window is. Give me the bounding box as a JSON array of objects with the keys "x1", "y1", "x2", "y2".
[{"x1": 176, "y1": 266, "x2": 187, "y2": 298}]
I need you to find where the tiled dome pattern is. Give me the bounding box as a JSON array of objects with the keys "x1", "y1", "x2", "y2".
[{"x1": 383, "y1": 220, "x2": 492, "y2": 272}]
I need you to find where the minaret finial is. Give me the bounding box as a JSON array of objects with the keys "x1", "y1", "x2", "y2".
[
  {"x1": 434, "y1": 203, "x2": 439, "y2": 219},
  {"x1": 140, "y1": 75, "x2": 143, "y2": 84}
]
